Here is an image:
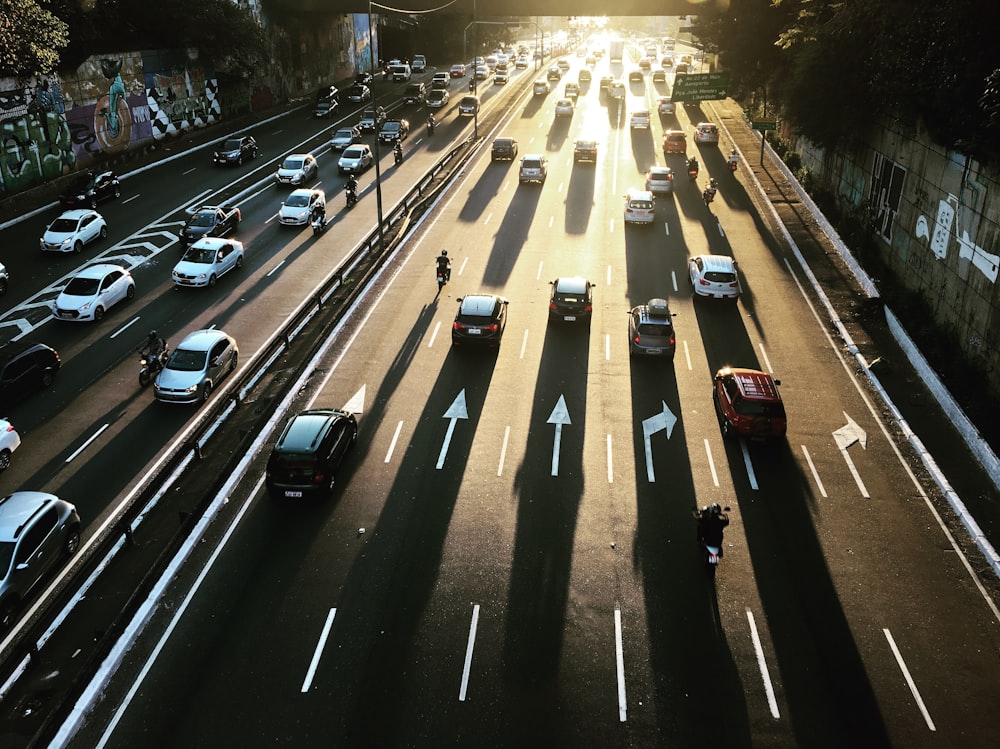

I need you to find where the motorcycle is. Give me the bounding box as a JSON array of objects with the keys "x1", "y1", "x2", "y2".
[
  {"x1": 312, "y1": 214, "x2": 328, "y2": 235},
  {"x1": 436, "y1": 265, "x2": 451, "y2": 291},
  {"x1": 693, "y1": 505, "x2": 731, "y2": 576},
  {"x1": 728, "y1": 151, "x2": 739, "y2": 172},
  {"x1": 686, "y1": 160, "x2": 699, "y2": 181},
  {"x1": 393, "y1": 144, "x2": 403, "y2": 165},
  {"x1": 138, "y1": 346, "x2": 169, "y2": 387},
  {"x1": 346, "y1": 186, "x2": 358, "y2": 209},
  {"x1": 703, "y1": 180, "x2": 718, "y2": 207},
  {"x1": 426, "y1": 118, "x2": 436, "y2": 136}
]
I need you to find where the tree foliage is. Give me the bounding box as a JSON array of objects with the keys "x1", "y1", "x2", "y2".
[
  {"x1": 693, "y1": 0, "x2": 1000, "y2": 162},
  {"x1": 0, "y1": 0, "x2": 69, "y2": 77}
]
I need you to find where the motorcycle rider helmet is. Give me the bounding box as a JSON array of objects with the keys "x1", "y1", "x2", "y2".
[
  {"x1": 440, "y1": 249, "x2": 448, "y2": 256},
  {"x1": 709, "y1": 503, "x2": 722, "y2": 516}
]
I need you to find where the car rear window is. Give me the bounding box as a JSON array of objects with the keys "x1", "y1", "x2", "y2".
[
  {"x1": 523, "y1": 159, "x2": 542, "y2": 169},
  {"x1": 734, "y1": 399, "x2": 786, "y2": 418},
  {"x1": 629, "y1": 199, "x2": 654, "y2": 209},
  {"x1": 638, "y1": 323, "x2": 672, "y2": 336},
  {"x1": 704, "y1": 271, "x2": 736, "y2": 283}
]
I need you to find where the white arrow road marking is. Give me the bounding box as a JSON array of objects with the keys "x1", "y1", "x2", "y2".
[
  {"x1": 833, "y1": 412, "x2": 870, "y2": 497},
  {"x1": 436, "y1": 390, "x2": 469, "y2": 469},
  {"x1": 642, "y1": 400, "x2": 677, "y2": 482},
  {"x1": 342, "y1": 384, "x2": 365, "y2": 414},
  {"x1": 615, "y1": 606, "x2": 627, "y2": 722},
  {"x1": 547, "y1": 394, "x2": 571, "y2": 476}
]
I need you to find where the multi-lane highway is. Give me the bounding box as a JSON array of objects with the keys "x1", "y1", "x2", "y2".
[{"x1": 2, "y1": 43, "x2": 999, "y2": 748}]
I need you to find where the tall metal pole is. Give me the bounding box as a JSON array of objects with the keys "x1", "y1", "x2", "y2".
[
  {"x1": 368, "y1": 4, "x2": 385, "y2": 251},
  {"x1": 472, "y1": 0, "x2": 478, "y2": 140}
]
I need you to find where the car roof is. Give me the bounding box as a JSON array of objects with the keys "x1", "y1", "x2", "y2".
[
  {"x1": 0, "y1": 491, "x2": 60, "y2": 541},
  {"x1": 458, "y1": 294, "x2": 503, "y2": 316},
  {"x1": 628, "y1": 189, "x2": 654, "y2": 200},
  {"x1": 576, "y1": 140, "x2": 597, "y2": 147},
  {"x1": 177, "y1": 329, "x2": 231, "y2": 351},
  {"x1": 694, "y1": 254, "x2": 736, "y2": 272},
  {"x1": 57, "y1": 209, "x2": 97, "y2": 219},
  {"x1": 277, "y1": 409, "x2": 347, "y2": 451},
  {"x1": 189, "y1": 237, "x2": 241, "y2": 251},
  {"x1": 722, "y1": 368, "x2": 782, "y2": 401},
  {"x1": 648, "y1": 166, "x2": 672, "y2": 176},
  {"x1": 554, "y1": 276, "x2": 590, "y2": 293},
  {"x1": 72, "y1": 263, "x2": 125, "y2": 279},
  {"x1": 637, "y1": 298, "x2": 672, "y2": 320}
]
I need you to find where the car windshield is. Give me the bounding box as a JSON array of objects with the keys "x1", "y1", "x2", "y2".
[
  {"x1": 523, "y1": 160, "x2": 542, "y2": 169},
  {"x1": 0, "y1": 541, "x2": 13, "y2": 579},
  {"x1": 343, "y1": 148, "x2": 364, "y2": 159},
  {"x1": 63, "y1": 276, "x2": 100, "y2": 295},
  {"x1": 282, "y1": 158, "x2": 304, "y2": 170},
  {"x1": 223, "y1": 139, "x2": 242, "y2": 150},
  {"x1": 182, "y1": 248, "x2": 217, "y2": 264},
  {"x1": 285, "y1": 193, "x2": 310, "y2": 207},
  {"x1": 382, "y1": 123, "x2": 400, "y2": 132},
  {"x1": 334, "y1": 129, "x2": 354, "y2": 139},
  {"x1": 49, "y1": 217, "x2": 79, "y2": 232},
  {"x1": 188, "y1": 211, "x2": 216, "y2": 227},
  {"x1": 167, "y1": 347, "x2": 209, "y2": 372}
]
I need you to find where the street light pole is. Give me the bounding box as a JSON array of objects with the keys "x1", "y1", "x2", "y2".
[{"x1": 368, "y1": 3, "x2": 385, "y2": 251}]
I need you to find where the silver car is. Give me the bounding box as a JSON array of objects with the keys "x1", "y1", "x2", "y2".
[
  {"x1": 274, "y1": 154, "x2": 318, "y2": 186},
  {"x1": 0, "y1": 491, "x2": 81, "y2": 629},
  {"x1": 171, "y1": 238, "x2": 245, "y2": 288},
  {"x1": 329, "y1": 126, "x2": 361, "y2": 151},
  {"x1": 154, "y1": 329, "x2": 239, "y2": 404}
]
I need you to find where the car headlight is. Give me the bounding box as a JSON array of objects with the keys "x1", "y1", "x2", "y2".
[
  {"x1": 79, "y1": 301, "x2": 92, "y2": 311},
  {"x1": 185, "y1": 384, "x2": 200, "y2": 393}
]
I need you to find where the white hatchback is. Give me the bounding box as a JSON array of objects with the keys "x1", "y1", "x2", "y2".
[
  {"x1": 0, "y1": 418, "x2": 20, "y2": 472},
  {"x1": 172, "y1": 238, "x2": 245, "y2": 288},
  {"x1": 40, "y1": 209, "x2": 107, "y2": 253},
  {"x1": 275, "y1": 153, "x2": 318, "y2": 186},
  {"x1": 52, "y1": 263, "x2": 134, "y2": 322},
  {"x1": 623, "y1": 190, "x2": 656, "y2": 224},
  {"x1": 279, "y1": 189, "x2": 325, "y2": 226}
]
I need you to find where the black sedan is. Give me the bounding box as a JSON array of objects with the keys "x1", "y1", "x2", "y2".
[
  {"x1": 452, "y1": 294, "x2": 509, "y2": 348},
  {"x1": 212, "y1": 136, "x2": 258, "y2": 166},
  {"x1": 378, "y1": 119, "x2": 410, "y2": 143},
  {"x1": 59, "y1": 171, "x2": 121, "y2": 209}
]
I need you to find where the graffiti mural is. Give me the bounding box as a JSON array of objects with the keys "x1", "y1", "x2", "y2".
[
  {"x1": 916, "y1": 193, "x2": 999, "y2": 283},
  {"x1": 868, "y1": 151, "x2": 906, "y2": 243},
  {"x1": 0, "y1": 80, "x2": 74, "y2": 193},
  {"x1": 142, "y1": 50, "x2": 220, "y2": 140}
]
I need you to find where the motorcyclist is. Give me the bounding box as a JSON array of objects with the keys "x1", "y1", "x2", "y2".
[
  {"x1": 436, "y1": 249, "x2": 452, "y2": 282},
  {"x1": 703, "y1": 177, "x2": 718, "y2": 203},
  {"x1": 469, "y1": 78, "x2": 475, "y2": 92},
  {"x1": 146, "y1": 330, "x2": 166, "y2": 358},
  {"x1": 728, "y1": 148, "x2": 739, "y2": 170},
  {"x1": 426, "y1": 113, "x2": 436, "y2": 135},
  {"x1": 394, "y1": 141, "x2": 403, "y2": 162},
  {"x1": 311, "y1": 199, "x2": 326, "y2": 227},
  {"x1": 695, "y1": 504, "x2": 730, "y2": 549},
  {"x1": 686, "y1": 156, "x2": 699, "y2": 177},
  {"x1": 346, "y1": 174, "x2": 359, "y2": 201}
]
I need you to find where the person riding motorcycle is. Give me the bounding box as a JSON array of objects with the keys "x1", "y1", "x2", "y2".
[
  {"x1": 436, "y1": 249, "x2": 452, "y2": 283},
  {"x1": 703, "y1": 177, "x2": 718, "y2": 203},
  {"x1": 146, "y1": 330, "x2": 166, "y2": 359},
  {"x1": 426, "y1": 113, "x2": 436, "y2": 135},
  {"x1": 311, "y1": 199, "x2": 326, "y2": 227},
  {"x1": 695, "y1": 504, "x2": 730, "y2": 549},
  {"x1": 346, "y1": 174, "x2": 359, "y2": 202},
  {"x1": 728, "y1": 148, "x2": 739, "y2": 171},
  {"x1": 686, "y1": 156, "x2": 699, "y2": 178},
  {"x1": 393, "y1": 141, "x2": 403, "y2": 162}
]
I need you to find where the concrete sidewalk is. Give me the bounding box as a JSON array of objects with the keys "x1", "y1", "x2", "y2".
[{"x1": 708, "y1": 97, "x2": 1000, "y2": 580}]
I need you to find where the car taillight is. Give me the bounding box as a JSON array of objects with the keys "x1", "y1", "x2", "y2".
[
  {"x1": 453, "y1": 322, "x2": 465, "y2": 331},
  {"x1": 667, "y1": 174, "x2": 674, "y2": 181},
  {"x1": 313, "y1": 471, "x2": 326, "y2": 486},
  {"x1": 669, "y1": 335, "x2": 675, "y2": 345},
  {"x1": 584, "y1": 304, "x2": 593, "y2": 312},
  {"x1": 698, "y1": 278, "x2": 711, "y2": 286},
  {"x1": 483, "y1": 324, "x2": 498, "y2": 332},
  {"x1": 549, "y1": 302, "x2": 558, "y2": 311}
]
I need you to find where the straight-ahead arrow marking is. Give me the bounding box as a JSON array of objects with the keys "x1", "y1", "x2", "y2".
[
  {"x1": 547, "y1": 395, "x2": 571, "y2": 476},
  {"x1": 436, "y1": 389, "x2": 468, "y2": 470}
]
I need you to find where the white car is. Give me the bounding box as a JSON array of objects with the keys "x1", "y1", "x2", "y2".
[
  {"x1": 329, "y1": 126, "x2": 361, "y2": 151},
  {"x1": 645, "y1": 166, "x2": 675, "y2": 194},
  {"x1": 475, "y1": 65, "x2": 490, "y2": 80},
  {"x1": 154, "y1": 329, "x2": 239, "y2": 404},
  {"x1": 689, "y1": 254, "x2": 740, "y2": 299},
  {"x1": 52, "y1": 263, "x2": 134, "y2": 322},
  {"x1": 432, "y1": 72, "x2": 450, "y2": 87},
  {"x1": 533, "y1": 80, "x2": 550, "y2": 96},
  {"x1": 279, "y1": 188, "x2": 325, "y2": 226},
  {"x1": 40, "y1": 209, "x2": 107, "y2": 253},
  {"x1": 630, "y1": 110, "x2": 651, "y2": 129},
  {"x1": 623, "y1": 189, "x2": 656, "y2": 225},
  {"x1": 275, "y1": 153, "x2": 318, "y2": 186},
  {"x1": 0, "y1": 261, "x2": 8, "y2": 294},
  {"x1": 695, "y1": 122, "x2": 720, "y2": 144},
  {"x1": 515, "y1": 56, "x2": 529, "y2": 69},
  {"x1": 554, "y1": 98, "x2": 574, "y2": 117},
  {"x1": 0, "y1": 417, "x2": 19, "y2": 472},
  {"x1": 338, "y1": 144, "x2": 374, "y2": 174},
  {"x1": 171, "y1": 238, "x2": 245, "y2": 288},
  {"x1": 657, "y1": 96, "x2": 675, "y2": 115}
]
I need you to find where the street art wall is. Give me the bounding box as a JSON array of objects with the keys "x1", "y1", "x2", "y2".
[
  {"x1": 798, "y1": 120, "x2": 1000, "y2": 392},
  {"x1": 0, "y1": 49, "x2": 219, "y2": 196}
]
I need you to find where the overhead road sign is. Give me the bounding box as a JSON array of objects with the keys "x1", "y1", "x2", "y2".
[
  {"x1": 671, "y1": 72, "x2": 730, "y2": 102},
  {"x1": 752, "y1": 119, "x2": 778, "y2": 131}
]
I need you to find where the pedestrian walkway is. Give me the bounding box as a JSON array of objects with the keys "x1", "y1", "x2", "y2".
[{"x1": 709, "y1": 97, "x2": 1000, "y2": 582}]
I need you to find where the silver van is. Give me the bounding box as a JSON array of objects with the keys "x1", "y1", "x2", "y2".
[{"x1": 390, "y1": 63, "x2": 412, "y2": 82}]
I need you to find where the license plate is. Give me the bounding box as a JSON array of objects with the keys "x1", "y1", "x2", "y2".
[
  {"x1": 468, "y1": 328, "x2": 482, "y2": 335},
  {"x1": 284, "y1": 490, "x2": 303, "y2": 498},
  {"x1": 60, "y1": 312, "x2": 74, "y2": 319},
  {"x1": 564, "y1": 315, "x2": 576, "y2": 321},
  {"x1": 646, "y1": 348, "x2": 661, "y2": 354}
]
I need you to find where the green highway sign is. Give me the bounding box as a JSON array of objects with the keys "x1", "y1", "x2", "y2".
[
  {"x1": 671, "y1": 72, "x2": 730, "y2": 102},
  {"x1": 751, "y1": 119, "x2": 778, "y2": 131}
]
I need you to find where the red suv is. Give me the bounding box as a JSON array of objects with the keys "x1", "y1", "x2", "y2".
[{"x1": 713, "y1": 367, "x2": 786, "y2": 440}]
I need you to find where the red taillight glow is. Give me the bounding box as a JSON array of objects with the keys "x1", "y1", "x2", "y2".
[
  {"x1": 698, "y1": 278, "x2": 711, "y2": 286},
  {"x1": 549, "y1": 303, "x2": 558, "y2": 311},
  {"x1": 313, "y1": 471, "x2": 326, "y2": 486}
]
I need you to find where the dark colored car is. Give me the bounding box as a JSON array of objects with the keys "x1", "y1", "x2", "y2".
[
  {"x1": 713, "y1": 367, "x2": 787, "y2": 441},
  {"x1": 628, "y1": 299, "x2": 676, "y2": 359},
  {"x1": 491, "y1": 137, "x2": 519, "y2": 161},
  {"x1": 379, "y1": 119, "x2": 410, "y2": 143},
  {"x1": 266, "y1": 409, "x2": 358, "y2": 498},
  {"x1": 180, "y1": 205, "x2": 241, "y2": 246},
  {"x1": 213, "y1": 136, "x2": 258, "y2": 166},
  {"x1": 355, "y1": 72, "x2": 374, "y2": 87},
  {"x1": 452, "y1": 294, "x2": 509, "y2": 348},
  {"x1": 0, "y1": 342, "x2": 60, "y2": 409},
  {"x1": 548, "y1": 277, "x2": 594, "y2": 325},
  {"x1": 573, "y1": 140, "x2": 598, "y2": 163},
  {"x1": 59, "y1": 171, "x2": 121, "y2": 209},
  {"x1": 0, "y1": 491, "x2": 81, "y2": 629},
  {"x1": 547, "y1": 66, "x2": 562, "y2": 81}
]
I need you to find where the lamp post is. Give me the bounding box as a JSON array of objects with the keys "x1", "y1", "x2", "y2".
[{"x1": 368, "y1": 3, "x2": 386, "y2": 251}]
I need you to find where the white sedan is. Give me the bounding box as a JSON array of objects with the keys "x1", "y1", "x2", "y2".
[
  {"x1": 172, "y1": 238, "x2": 245, "y2": 288},
  {"x1": 52, "y1": 263, "x2": 135, "y2": 322},
  {"x1": 0, "y1": 417, "x2": 21, "y2": 472},
  {"x1": 279, "y1": 189, "x2": 325, "y2": 226},
  {"x1": 40, "y1": 209, "x2": 107, "y2": 253}
]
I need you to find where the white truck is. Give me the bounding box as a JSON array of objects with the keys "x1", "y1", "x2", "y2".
[{"x1": 609, "y1": 39, "x2": 624, "y2": 63}]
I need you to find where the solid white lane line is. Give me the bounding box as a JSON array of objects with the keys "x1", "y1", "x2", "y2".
[
  {"x1": 301, "y1": 608, "x2": 337, "y2": 693},
  {"x1": 740, "y1": 440, "x2": 759, "y2": 490},
  {"x1": 519, "y1": 329, "x2": 529, "y2": 359},
  {"x1": 497, "y1": 426, "x2": 510, "y2": 477},
  {"x1": 427, "y1": 321, "x2": 441, "y2": 347},
  {"x1": 614, "y1": 607, "x2": 627, "y2": 722},
  {"x1": 458, "y1": 604, "x2": 480, "y2": 701},
  {"x1": 606, "y1": 264, "x2": 612, "y2": 286},
  {"x1": 801, "y1": 446, "x2": 828, "y2": 497},
  {"x1": 385, "y1": 421, "x2": 403, "y2": 463},
  {"x1": 607, "y1": 434, "x2": 614, "y2": 483},
  {"x1": 758, "y1": 342, "x2": 774, "y2": 373},
  {"x1": 705, "y1": 439, "x2": 720, "y2": 487},
  {"x1": 883, "y1": 628, "x2": 936, "y2": 731},
  {"x1": 746, "y1": 610, "x2": 780, "y2": 719},
  {"x1": 266, "y1": 260, "x2": 286, "y2": 277},
  {"x1": 110, "y1": 316, "x2": 141, "y2": 339},
  {"x1": 839, "y1": 446, "x2": 870, "y2": 498},
  {"x1": 605, "y1": 333, "x2": 610, "y2": 361},
  {"x1": 683, "y1": 340, "x2": 693, "y2": 371},
  {"x1": 65, "y1": 424, "x2": 110, "y2": 463},
  {"x1": 671, "y1": 270, "x2": 678, "y2": 292},
  {"x1": 536, "y1": 260, "x2": 544, "y2": 280}
]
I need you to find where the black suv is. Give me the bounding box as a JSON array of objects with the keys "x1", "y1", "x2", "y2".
[
  {"x1": 0, "y1": 343, "x2": 60, "y2": 409},
  {"x1": 452, "y1": 294, "x2": 509, "y2": 348},
  {"x1": 213, "y1": 135, "x2": 258, "y2": 166},
  {"x1": 548, "y1": 277, "x2": 594, "y2": 325},
  {"x1": 491, "y1": 137, "x2": 518, "y2": 161},
  {"x1": 59, "y1": 170, "x2": 121, "y2": 209},
  {"x1": 266, "y1": 409, "x2": 358, "y2": 499}
]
